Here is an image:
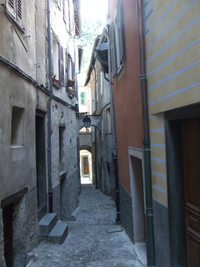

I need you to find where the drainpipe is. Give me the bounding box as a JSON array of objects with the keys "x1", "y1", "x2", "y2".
[
  {"x1": 106, "y1": 27, "x2": 120, "y2": 223},
  {"x1": 94, "y1": 66, "x2": 98, "y2": 189},
  {"x1": 137, "y1": 0, "x2": 155, "y2": 266},
  {"x1": 47, "y1": 0, "x2": 53, "y2": 213}
]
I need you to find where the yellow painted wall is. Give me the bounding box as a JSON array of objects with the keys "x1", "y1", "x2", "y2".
[{"x1": 145, "y1": 0, "x2": 200, "y2": 206}]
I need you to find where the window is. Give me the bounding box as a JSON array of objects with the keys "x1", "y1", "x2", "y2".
[
  {"x1": 110, "y1": 0, "x2": 124, "y2": 76},
  {"x1": 52, "y1": 37, "x2": 64, "y2": 88},
  {"x1": 58, "y1": 0, "x2": 61, "y2": 9},
  {"x1": 100, "y1": 71, "x2": 103, "y2": 95},
  {"x1": 105, "y1": 108, "x2": 112, "y2": 134},
  {"x1": 63, "y1": 0, "x2": 70, "y2": 33},
  {"x1": 11, "y1": 106, "x2": 24, "y2": 146},
  {"x1": 59, "y1": 127, "x2": 64, "y2": 163},
  {"x1": 7, "y1": 0, "x2": 22, "y2": 20},
  {"x1": 66, "y1": 53, "x2": 75, "y2": 93},
  {"x1": 80, "y1": 92, "x2": 85, "y2": 105},
  {"x1": 92, "y1": 89, "x2": 96, "y2": 114}
]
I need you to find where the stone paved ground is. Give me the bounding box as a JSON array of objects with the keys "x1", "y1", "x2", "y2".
[{"x1": 29, "y1": 181, "x2": 147, "y2": 267}]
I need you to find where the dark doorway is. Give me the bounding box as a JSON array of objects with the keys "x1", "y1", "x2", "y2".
[
  {"x1": 36, "y1": 112, "x2": 47, "y2": 220},
  {"x1": 182, "y1": 119, "x2": 200, "y2": 266},
  {"x1": 3, "y1": 203, "x2": 14, "y2": 267},
  {"x1": 165, "y1": 103, "x2": 200, "y2": 267}
]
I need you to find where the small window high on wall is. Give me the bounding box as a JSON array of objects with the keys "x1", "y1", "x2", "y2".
[
  {"x1": 80, "y1": 92, "x2": 85, "y2": 105},
  {"x1": 11, "y1": 106, "x2": 24, "y2": 146}
]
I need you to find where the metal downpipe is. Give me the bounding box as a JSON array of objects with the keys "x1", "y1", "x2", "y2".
[
  {"x1": 47, "y1": 0, "x2": 53, "y2": 213},
  {"x1": 137, "y1": 0, "x2": 156, "y2": 266},
  {"x1": 106, "y1": 27, "x2": 120, "y2": 223}
]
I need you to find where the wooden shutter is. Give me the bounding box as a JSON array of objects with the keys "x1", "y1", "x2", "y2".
[
  {"x1": 51, "y1": 32, "x2": 54, "y2": 77},
  {"x1": 17, "y1": 0, "x2": 22, "y2": 20},
  {"x1": 59, "y1": 45, "x2": 65, "y2": 87},
  {"x1": 63, "y1": 0, "x2": 66, "y2": 23},
  {"x1": 116, "y1": 0, "x2": 124, "y2": 65},
  {"x1": 58, "y1": 0, "x2": 61, "y2": 9},
  {"x1": 7, "y1": 0, "x2": 15, "y2": 16},
  {"x1": 110, "y1": 22, "x2": 117, "y2": 77},
  {"x1": 72, "y1": 60, "x2": 75, "y2": 92},
  {"x1": 8, "y1": 0, "x2": 14, "y2": 9}
]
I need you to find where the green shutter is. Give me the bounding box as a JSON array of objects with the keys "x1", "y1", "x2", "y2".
[
  {"x1": 110, "y1": 22, "x2": 117, "y2": 77},
  {"x1": 80, "y1": 92, "x2": 85, "y2": 105}
]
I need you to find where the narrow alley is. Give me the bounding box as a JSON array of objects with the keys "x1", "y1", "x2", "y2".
[{"x1": 29, "y1": 180, "x2": 146, "y2": 267}]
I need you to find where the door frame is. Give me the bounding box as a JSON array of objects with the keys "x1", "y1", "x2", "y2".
[
  {"x1": 35, "y1": 110, "x2": 47, "y2": 214},
  {"x1": 165, "y1": 103, "x2": 200, "y2": 266}
]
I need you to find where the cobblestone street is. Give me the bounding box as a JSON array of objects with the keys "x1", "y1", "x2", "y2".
[{"x1": 29, "y1": 180, "x2": 147, "y2": 267}]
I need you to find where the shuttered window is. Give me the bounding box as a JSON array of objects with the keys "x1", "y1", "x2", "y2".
[
  {"x1": 115, "y1": 0, "x2": 124, "y2": 70},
  {"x1": 59, "y1": 45, "x2": 65, "y2": 87},
  {"x1": 8, "y1": 0, "x2": 14, "y2": 9},
  {"x1": 110, "y1": 22, "x2": 117, "y2": 77},
  {"x1": 17, "y1": 0, "x2": 22, "y2": 19},
  {"x1": 110, "y1": 0, "x2": 124, "y2": 76},
  {"x1": 66, "y1": 53, "x2": 75, "y2": 93},
  {"x1": 52, "y1": 37, "x2": 65, "y2": 88},
  {"x1": 58, "y1": 0, "x2": 61, "y2": 9},
  {"x1": 7, "y1": 0, "x2": 22, "y2": 20},
  {"x1": 80, "y1": 92, "x2": 85, "y2": 105}
]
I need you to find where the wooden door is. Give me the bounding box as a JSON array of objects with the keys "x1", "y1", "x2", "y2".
[
  {"x1": 83, "y1": 157, "x2": 89, "y2": 175},
  {"x1": 182, "y1": 119, "x2": 200, "y2": 266}
]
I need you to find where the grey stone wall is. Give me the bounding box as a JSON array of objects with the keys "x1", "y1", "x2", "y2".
[
  {"x1": 52, "y1": 184, "x2": 61, "y2": 220},
  {"x1": 0, "y1": 210, "x2": 6, "y2": 267},
  {"x1": 119, "y1": 183, "x2": 134, "y2": 242},
  {"x1": 61, "y1": 170, "x2": 79, "y2": 221},
  {"x1": 12, "y1": 188, "x2": 38, "y2": 267},
  {"x1": 153, "y1": 200, "x2": 171, "y2": 267}
]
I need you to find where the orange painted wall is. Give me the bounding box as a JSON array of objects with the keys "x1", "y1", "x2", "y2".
[{"x1": 109, "y1": 0, "x2": 143, "y2": 193}]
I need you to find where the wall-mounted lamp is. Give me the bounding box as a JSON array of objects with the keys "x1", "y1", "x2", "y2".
[{"x1": 83, "y1": 114, "x2": 91, "y2": 129}]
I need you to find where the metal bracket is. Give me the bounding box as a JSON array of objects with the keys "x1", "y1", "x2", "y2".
[{"x1": 140, "y1": 74, "x2": 147, "y2": 80}]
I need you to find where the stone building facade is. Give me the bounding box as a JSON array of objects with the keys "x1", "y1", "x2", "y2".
[
  {"x1": 144, "y1": 0, "x2": 200, "y2": 266},
  {"x1": 0, "y1": 0, "x2": 81, "y2": 266},
  {"x1": 84, "y1": 36, "x2": 115, "y2": 199}
]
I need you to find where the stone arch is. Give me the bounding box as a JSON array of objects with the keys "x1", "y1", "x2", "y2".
[{"x1": 80, "y1": 145, "x2": 91, "y2": 152}]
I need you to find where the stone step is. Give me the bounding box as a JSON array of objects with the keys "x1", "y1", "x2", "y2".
[
  {"x1": 39, "y1": 213, "x2": 57, "y2": 236},
  {"x1": 48, "y1": 221, "x2": 68, "y2": 245}
]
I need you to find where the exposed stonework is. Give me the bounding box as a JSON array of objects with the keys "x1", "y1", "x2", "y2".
[{"x1": 0, "y1": 210, "x2": 6, "y2": 267}]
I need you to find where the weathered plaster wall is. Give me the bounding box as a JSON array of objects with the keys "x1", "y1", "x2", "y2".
[
  {"x1": 79, "y1": 132, "x2": 92, "y2": 149},
  {"x1": 94, "y1": 61, "x2": 115, "y2": 197},
  {"x1": 109, "y1": 0, "x2": 144, "y2": 193},
  {"x1": 0, "y1": 65, "x2": 37, "y2": 201}
]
